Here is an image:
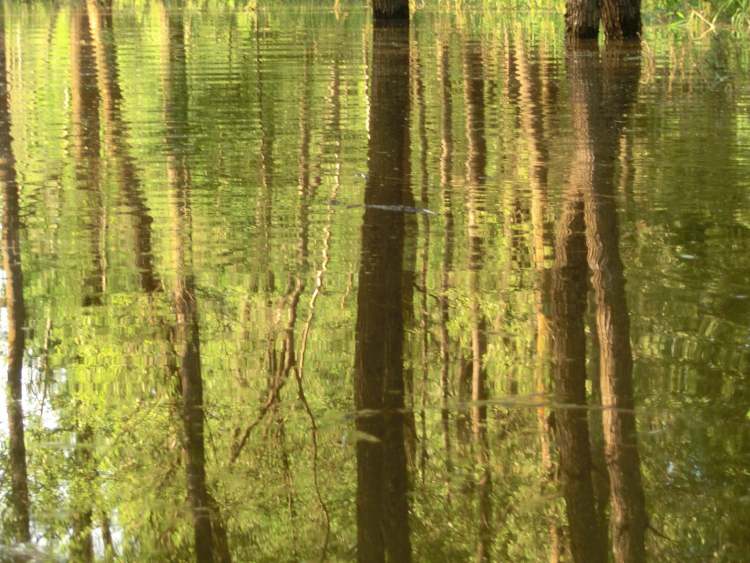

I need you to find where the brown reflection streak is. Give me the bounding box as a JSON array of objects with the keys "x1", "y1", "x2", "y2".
[
  {"x1": 0, "y1": 14, "x2": 31, "y2": 545},
  {"x1": 437, "y1": 36, "x2": 455, "y2": 486},
  {"x1": 354, "y1": 21, "x2": 412, "y2": 563},
  {"x1": 86, "y1": 0, "x2": 160, "y2": 293},
  {"x1": 412, "y1": 27, "x2": 430, "y2": 482},
  {"x1": 159, "y1": 5, "x2": 231, "y2": 562},
  {"x1": 514, "y1": 34, "x2": 561, "y2": 563},
  {"x1": 462, "y1": 37, "x2": 492, "y2": 563},
  {"x1": 68, "y1": 7, "x2": 101, "y2": 558},
  {"x1": 581, "y1": 42, "x2": 647, "y2": 563},
  {"x1": 550, "y1": 188, "x2": 604, "y2": 563},
  {"x1": 556, "y1": 39, "x2": 647, "y2": 562},
  {"x1": 551, "y1": 40, "x2": 607, "y2": 563},
  {"x1": 70, "y1": 3, "x2": 106, "y2": 307}
]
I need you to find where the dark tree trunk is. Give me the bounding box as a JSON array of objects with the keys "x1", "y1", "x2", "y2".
[
  {"x1": 354, "y1": 21, "x2": 412, "y2": 563},
  {"x1": 372, "y1": 0, "x2": 409, "y2": 21},
  {"x1": 567, "y1": 0, "x2": 641, "y2": 40},
  {"x1": 0, "y1": 13, "x2": 31, "y2": 546},
  {"x1": 602, "y1": 0, "x2": 641, "y2": 39},
  {"x1": 565, "y1": 0, "x2": 600, "y2": 39}
]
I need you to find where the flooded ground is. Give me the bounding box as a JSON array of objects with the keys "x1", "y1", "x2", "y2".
[{"x1": 1, "y1": 1, "x2": 749, "y2": 561}]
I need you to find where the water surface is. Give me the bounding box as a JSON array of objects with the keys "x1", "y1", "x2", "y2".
[{"x1": 1, "y1": 2, "x2": 749, "y2": 561}]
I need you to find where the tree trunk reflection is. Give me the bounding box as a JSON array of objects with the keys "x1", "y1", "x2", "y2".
[
  {"x1": 71, "y1": 2, "x2": 106, "y2": 307},
  {"x1": 0, "y1": 12, "x2": 31, "y2": 546},
  {"x1": 558, "y1": 39, "x2": 647, "y2": 562},
  {"x1": 581, "y1": 41, "x2": 647, "y2": 563},
  {"x1": 86, "y1": 0, "x2": 160, "y2": 293},
  {"x1": 354, "y1": 20, "x2": 412, "y2": 563},
  {"x1": 462, "y1": 37, "x2": 493, "y2": 563},
  {"x1": 515, "y1": 34, "x2": 562, "y2": 563},
  {"x1": 437, "y1": 34, "x2": 455, "y2": 494},
  {"x1": 160, "y1": 5, "x2": 230, "y2": 562}
]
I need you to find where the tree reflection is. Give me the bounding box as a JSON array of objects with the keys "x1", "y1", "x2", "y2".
[
  {"x1": 160, "y1": 4, "x2": 230, "y2": 561},
  {"x1": 0, "y1": 11, "x2": 31, "y2": 547},
  {"x1": 553, "y1": 39, "x2": 647, "y2": 562},
  {"x1": 462, "y1": 37, "x2": 493, "y2": 563},
  {"x1": 70, "y1": 2, "x2": 105, "y2": 308},
  {"x1": 86, "y1": 0, "x2": 160, "y2": 293},
  {"x1": 69, "y1": 6, "x2": 101, "y2": 557},
  {"x1": 354, "y1": 20, "x2": 412, "y2": 563},
  {"x1": 582, "y1": 41, "x2": 647, "y2": 563}
]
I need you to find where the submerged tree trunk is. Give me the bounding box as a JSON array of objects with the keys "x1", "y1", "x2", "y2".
[
  {"x1": 354, "y1": 21, "x2": 412, "y2": 563},
  {"x1": 0, "y1": 13, "x2": 31, "y2": 546},
  {"x1": 565, "y1": 0, "x2": 600, "y2": 39},
  {"x1": 372, "y1": 0, "x2": 409, "y2": 21}
]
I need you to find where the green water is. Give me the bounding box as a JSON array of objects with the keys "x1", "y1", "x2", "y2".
[{"x1": 0, "y1": 1, "x2": 749, "y2": 561}]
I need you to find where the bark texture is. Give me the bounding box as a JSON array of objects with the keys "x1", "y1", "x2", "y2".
[{"x1": 565, "y1": 0, "x2": 601, "y2": 39}]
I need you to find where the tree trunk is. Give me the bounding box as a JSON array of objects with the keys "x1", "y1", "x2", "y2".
[
  {"x1": 565, "y1": 0, "x2": 600, "y2": 39},
  {"x1": 602, "y1": 0, "x2": 641, "y2": 39},
  {"x1": 372, "y1": 0, "x2": 409, "y2": 21}
]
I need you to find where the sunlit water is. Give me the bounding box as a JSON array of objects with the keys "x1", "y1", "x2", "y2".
[{"x1": 0, "y1": 2, "x2": 749, "y2": 561}]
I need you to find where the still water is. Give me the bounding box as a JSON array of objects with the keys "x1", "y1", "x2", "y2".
[{"x1": 1, "y1": 1, "x2": 749, "y2": 561}]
